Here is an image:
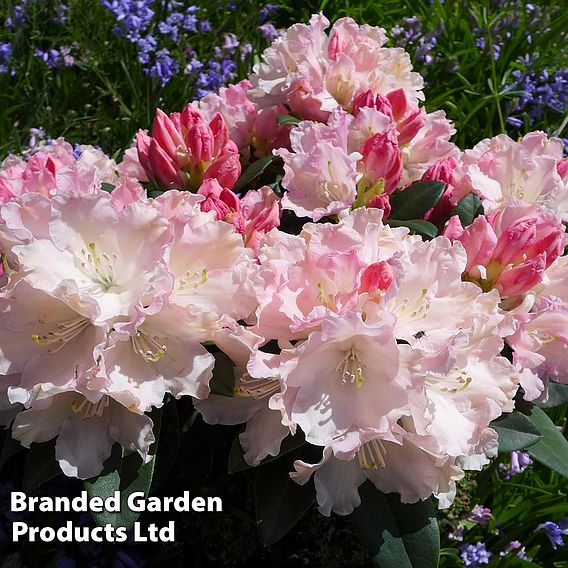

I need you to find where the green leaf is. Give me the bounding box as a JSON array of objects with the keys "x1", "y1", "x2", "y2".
[
  {"x1": 351, "y1": 482, "x2": 439, "y2": 568},
  {"x1": 254, "y1": 449, "x2": 315, "y2": 545},
  {"x1": 537, "y1": 382, "x2": 568, "y2": 408},
  {"x1": 233, "y1": 155, "x2": 275, "y2": 192},
  {"x1": 276, "y1": 114, "x2": 301, "y2": 125},
  {"x1": 229, "y1": 430, "x2": 306, "y2": 474},
  {"x1": 84, "y1": 410, "x2": 161, "y2": 529},
  {"x1": 386, "y1": 219, "x2": 438, "y2": 239},
  {"x1": 525, "y1": 406, "x2": 568, "y2": 478},
  {"x1": 23, "y1": 440, "x2": 61, "y2": 493},
  {"x1": 492, "y1": 411, "x2": 543, "y2": 453},
  {"x1": 388, "y1": 181, "x2": 446, "y2": 220},
  {"x1": 452, "y1": 193, "x2": 483, "y2": 226},
  {"x1": 209, "y1": 351, "x2": 236, "y2": 397},
  {"x1": 100, "y1": 182, "x2": 116, "y2": 193}
]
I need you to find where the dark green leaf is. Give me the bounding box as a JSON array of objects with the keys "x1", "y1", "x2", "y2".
[
  {"x1": 388, "y1": 181, "x2": 446, "y2": 220},
  {"x1": 537, "y1": 382, "x2": 568, "y2": 408},
  {"x1": 151, "y1": 399, "x2": 180, "y2": 489},
  {"x1": 452, "y1": 193, "x2": 483, "y2": 226},
  {"x1": 85, "y1": 410, "x2": 161, "y2": 529},
  {"x1": 233, "y1": 155, "x2": 275, "y2": 192},
  {"x1": 351, "y1": 482, "x2": 439, "y2": 568},
  {"x1": 100, "y1": 182, "x2": 115, "y2": 193},
  {"x1": 209, "y1": 351, "x2": 236, "y2": 397},
  {"x1": 229, "y1": 430, "x2": 306, "y2": 473},
  {"x1": 525, "y1": 406, "x2": 568, "y2": 478},
  {"x1": 386, "y1": 219, "x2": 438, "y2": 239},
  {"x1": 276, "y1": 115, "x2": 301, "y2": 125},
  {"x1": 23, "y1": 440, "x2": 61, "y2": 493},
  {"x1": 254, "y1": 449, "x2": 315, "y2": 545},
  {"x1": 492, "y1": 411, "x2": 543, "y2": 453}
]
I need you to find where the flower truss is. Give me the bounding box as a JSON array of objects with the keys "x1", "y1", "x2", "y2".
[{"x1": 0, "y1": 13, "x2": 567, "y2": 559}]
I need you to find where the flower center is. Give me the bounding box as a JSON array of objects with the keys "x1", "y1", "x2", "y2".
[
  {"x1": 176, "y1": 268, "x2": 208, "y2": 291},
  {"x1": 393, "y1": 288, "x2": 431, "y2": 320},
  {"x1": 71, "y1": 395, "x2": 109, "y2": 420},
  {"x1": 80, "y1": 243, "x2": 117, "y2": 287},
  {"x1": 32, "y1": 317, "x2": 90, "y2": 353},
  {"x1": 425, "y1": 366, "x2": 472, "y2": 394},
  {"x1": 132, "y1": 328, "x2": 168, "y2": 362},
  {"x1": 337, "y1": 348, "x2": 365, "y2": 387},
  {"x1": 358, "y1": 439, "x2": 387, "y2": 470},
  {"x1": 234, "y1": 373, "x2": 280, "y2": 399}
]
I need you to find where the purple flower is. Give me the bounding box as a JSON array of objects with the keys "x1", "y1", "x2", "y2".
[
  {"x1": 100, "y1": 0, "x2": 155, "y2": 41},
  {"x1": 0, "y1": 42, "x2": 14, "y2": 75},
  {"x1": 241, "y1": 42, "x2": 253, "y2": 60},
  {"x1": 5, "y1": 3, "x2": 27, "y2": 28},
  {"x1": 260, "y1": 3, "x2": 280, "y2": 22},
  {"x1": 53, "y1": 3, "x2": 69, "y2": 24},
  {"x1": 448, "y1": 526, "x2": 464, "y2": 542},
  {"x1": 146, "y1": 48, "x2": 180, "y2": 85},
  {"x1": 34, "y1": 46, "x2": 75, "y2": 69},
  {"x1": 536, "y1": 520, "x2": 568, "y2": 550},
  {"x1": 459, "y1": 542, "x2": 493, "y2": 567},
  {"x1": 467, "y1": 505, "x2": 492, "y2": 528},
  {"x1": 258, "y1": 23, "x2": 281, "y2": 41},
  {"x1": 223, "y1": 33, "x2": 239, "y2": 52},
  {"x1": 500, "y1": 540, "x2": 532, "y2": 562},
  {"x1": 499, "y1": 451, "x2": 533, "y2": 479},
  {"x1": 199, "y1": 20, "x2": 212, "y2": 32}
]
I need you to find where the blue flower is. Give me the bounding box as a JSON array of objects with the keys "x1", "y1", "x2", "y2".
[
  {"x1": 459, "y1": 542, "x2": 493, "y2": 567},
  {"x1": 0, "y1": 42, "x2": 14, "y2": 75},
  {"x1": 536, "y1": 520, "x2": 568, "y2": 550}
]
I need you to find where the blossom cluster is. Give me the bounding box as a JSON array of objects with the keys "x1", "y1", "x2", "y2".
[{"x1": 0, "y1": 14, "x2": 567, "y2": 520}]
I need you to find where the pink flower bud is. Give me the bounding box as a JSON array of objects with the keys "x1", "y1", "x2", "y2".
[
  {"x1": 367, "y1": 193, "x2": 391, "y2": 219},
  {"x1": 386, "y1": 88, "x2": 409, "y2": 121},
  {"x1": 136, "y1": 106, "x2": 238, "y2": 191},
  {"x1": 360, "y1": 130, "x2": 403, "y2": 194},
  {"x1": 352, "y1": 89, "x2": 377, "y2": 116},
  {"x1": 558, "y1": 157, "x2": 568, "y2": 180},
  {"x1": 422, "y1": 156, "x2": 459, "y2": 225},
  {"x1": 327, "y1": 31, "x2": 347, "y2": 61},
  {"x1": 359, "y1": 261, "x2": 394, "y2": 298},
  {"x1": 198, "y1": 179, "x2": 244, "y2": 232},
  {"x1": 203, "y1": 141, "x2": 241, "y2": 190},
  {"x1": 241, "y1": 186, "x2": 281, "y2": 253}
]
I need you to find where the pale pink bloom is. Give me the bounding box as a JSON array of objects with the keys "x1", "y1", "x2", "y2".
[
  {"x1": 455, "y1": 132, "x2": 567, "y2": 219},
  {"x1": 0, "y1": 278, "x2": 106, "y2": 404},
  {"x1": 507, "y1": 296, "x2": 568, "y2": 387},
  {"x1": 445, "y1": 202, "x2": 566, "y2": 297},
  {"x1": 159, "y1": 191, "x2": 259, "y2": 323},
  {"x1": 91, "y1": 302, "x2": 216, "y2": 411},
  {"x1": 195, "y1": 319, "x2": 293, "y2": 466},
  {"x1": 241, "y1": 185, "x2": 281, "y2": 254},
  {"x1": 117, "y1": 146, "x2": 149, "y2": 182},
  {"x1": 249, "y1": 14, "x2": 423, "y2": 118},
  {"x1": 197, "y1": 80, "x2": 293, "y2": 158},
  {"x1": 290, "y1": 423, "x2": 463, "y2": 515},
  {"x1": 276, "y1": 110, "x2": 360, "y2": 220},
  {"x1": 275, "y1": 311, "x2": 410, "y2": 449},
  {"x1": 10, "y1": 191, "x2": 173, "y2": 323},
  {"x1": 136, "y1": 105, "x2": 241, "y2": 191},
  {"x1": 421, "y1": 156, "x2": 461, "y2": 225},
  {"x1": 10, "y1": 391, "x2": 154, "y2": 479},
  {"x1": 401, "y1": 110, "x2": 458, "y2": 185}
]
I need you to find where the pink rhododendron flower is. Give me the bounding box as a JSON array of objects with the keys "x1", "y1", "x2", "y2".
[
  {"x1": 241, "y1": 185, "x2": 281, "y2": 253},
  {"x1": 198, "y1": 80, "x2": 292, "y2": 158},
  {"x1": 249, "y1": 14, "x2": 423, "y2": 118},
  {"x1": 136, "y1": 105, "x2": 241, "y2": 191},
  {"x1": 198, "y1": 178, "x2": 244, "y2": 233},
  {"x1": 445, "y1": 202, "x2": 566, "y2": 298},
  {"x1": 451, "y1": 132, "x2": 568, "y2": 219}
]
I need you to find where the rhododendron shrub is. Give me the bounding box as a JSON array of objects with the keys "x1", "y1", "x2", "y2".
[{"x1": 1, "y1": 14, "x2": 568, "y2": 566}]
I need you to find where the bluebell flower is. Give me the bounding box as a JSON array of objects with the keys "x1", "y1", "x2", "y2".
[
  {"x1": 258, "y1": 23, "x2": 281, "y2": 41},
  {"x1": 466, "y1": 505, "x2": 492, "y2": 528},
  {"x1": 199, "y1": 20, "x2": 212, "y2": 32},
  {"x1": 223, "y1": 33, "x2": 239, "y2": 53},
  {"x1": 260, "y1": 3, "x2": 280, "y2": 22},
  {"x1": 536, "y1": 520, "x2": 568, "y2": 550},
  {"x1": 0, "y1": 42, "x2": 14, "y2": 75},
  {"x1": 459, "y1": 542, "x2": 493, "y2": 567},
  {"x1": 147, "y1": 48, "x2": 180, "y2": 85}
]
